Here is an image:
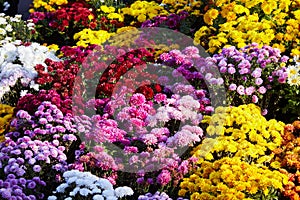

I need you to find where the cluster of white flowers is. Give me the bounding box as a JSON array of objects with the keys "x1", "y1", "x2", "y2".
[
  {"x1": 0, "y1": 41, "x2": 59, "y2": 100},
  {"x1": 286, "y1": 55, "x2": 300, "y2": 86},
  {"x1": 48, "y1": 170, "x2": 134, "y2": 200},
  {"x1": 0, "y1": 13, "x2": 35, "y2": 44}
]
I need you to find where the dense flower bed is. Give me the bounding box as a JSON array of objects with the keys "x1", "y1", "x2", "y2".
[{"x1": 0, "y1": 0, "x2": 299, "y2": 199}]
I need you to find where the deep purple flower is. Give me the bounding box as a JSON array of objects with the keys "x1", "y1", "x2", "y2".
[
  {"x1": 13, "y1": 132, "x2": 20, "y2": 138},
  {"x1": 19, "y1": 178, "x2": 26, "y2": 185},
  {"x1": 13, "y1": 188, "x2": 22, "y2": 196},
  {"x1": 10, "y1": 179, "x2": 18, "y2": 185},
  {"x1": 137, "y1": 177, "x2": 144, "y2": 184},
  {"x1": 3, "y1": 182, "x2": 10, "y2": 188},
  {"x1": 7, "y1": 174, "x2": 15, "y2": 179},
  {"x1": 27, "y1": 181, "x2": 36, "y2": 189},
  {"x1": 29, "y1": 194, "x2": 37, "y2": 200}
]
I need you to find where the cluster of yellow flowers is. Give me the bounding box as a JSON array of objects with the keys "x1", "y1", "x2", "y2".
[
  {"x1": 31, "y1": 0, "x2": 68, "y2": 12},
  {"x1": 194, "y1": 0, "x2": 300, "y2": 55},
  {"x1": 0, "y1": 104, "x2": 14, "y2": 142},
  {"x1": 179, "y1": 157, "x2": 288, "y2": 199},
  {"x1": 73, "y1": 29, "x2": 113, "y2": 47},
  {"x1": 161, "y1": 0, "x2": 202, "y2": 15},
  {"x1": 106, "y1": 26, "x2": 143, "y2": 48},
  {"x1": 200, "y1": 104, "x2": 284, "y2": 158},
  {"x1": 72, "y1": 1, "x2": 168, "y2": 47},
  {"x1": 179, "y1": 104, "x2": 288, "y2": 199},
  {"x1": 107, "y1": 26, "x2": 179, "y2": 57},
  {"x1": 120, "y1": 1, "x2": 168, "y2": 24},
  {"x1": 96, "y1": 5, "x2": 124, "y2": 22}
]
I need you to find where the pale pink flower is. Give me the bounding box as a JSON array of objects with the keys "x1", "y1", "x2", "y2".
[
  {"x1": 140, "y1": 134, "x2": 158, "y2": 145},
  {"x1": 258, "y1": 86, "x2": 267, "y2": 94},
  {"x1": 245, "y1": 86, "x2": 255, "y2": 95},
  {"x1": 237, "y1": 85, "x2": 245, "y2": 95}
]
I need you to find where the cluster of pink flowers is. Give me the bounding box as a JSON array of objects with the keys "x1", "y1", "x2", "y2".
[{"x1": 70, "y1": 91, "x2": 203, "y2": 195}]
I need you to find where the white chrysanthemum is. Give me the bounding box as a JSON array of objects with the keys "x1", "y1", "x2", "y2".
[
  {"x1": 3, "y1": 43, "x2": 17, "y2": 62},
  {"x1": 29, "y1": 81, "x2": 40, "y2": 91},
  {"x1": 64, "y1": 169, "x2": 81, "y2": 178},
  {"x1": 67, "y1": 176, "x2": 78, "y2": 184},
  {"x1": 101, "y1": 189, "x2": 115, "y2": 197},
  {"x1": 65, "y1": 198, "x2": 72, "y2": 200},
  {"x1": 79, "y1": 188, "x2": 92, "y2": 196},
  {"x1": 56, "y1": 183, "x2": 69, "y2": 193},
  {"x1": 20, "y1": 90, "x2": 28, "y2": 97},
  {"x1": 106, "y1": 196, "x2": 118, "y2": 200},
  {"x1": 96, "y1": 179, "x2": 114, "y2": 190},
  {"x1": 0, "y1": 17, "x2": 7, "y2": 25},
  {"x1": 287, "y1": 74, "x2": 300, "y2": 86},
  {"x1": 5, "y1": 24, "x2": 12, "y2": 32},
  {"x1": 91, "y1": 188, "x2": 102, "y2": 194},
  {"x1": 0, "y1": 63, "x2": 23, "y2": 78},
  {"x1": 4, "y1": 36, "x2": 11, "y2": 41},
  {"x1": 83, "y1": 179, "x2": 97, "y2": 187},
  {"x1": 47, "y1": 196, "x2": 57, "y2": 200},
  {"x1": 114, "y1": 186, "x2": 134, "y2": 198},
  {"x1": 12, "y1": 40, "x2": 21, "y2": 45},
  {"x1": 0, "y1": 85, "x2": 9, "y2": 94},
  {"x1": 17, "y1": 45, "x2": 36, "y2": 67},
  {"x1": 88, "y1": 183, "x2": 99, "y2": 191},
  {"x1": 69, "y1": 187, "x2": 80, "y2": 196},
  {"x1": 81, "y1": 171, "x2": 96, "y2": 179},
  {"x1": 294, "y1": 55, "x2": 300, "y2": 65},
  {"x1": 53, "y1": 170, "x2": 133, "y2": 200},
  {"x1": 10, "y1": 16, "x2": 20, "y2": 23},
  {"x1": 93, "y1": 195, "x2": 104, "y2": 200},
  {"x1": 287, "y1": 65, "x2": 300, "y2": 77}
]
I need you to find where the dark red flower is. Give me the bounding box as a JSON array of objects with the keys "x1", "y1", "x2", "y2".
[
  {"x1": 153, "y1": 84, "x2": 162, "y2": 93},
  {"x1": 136, "y1": 85, "x2": 154, "y2": 100}
]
